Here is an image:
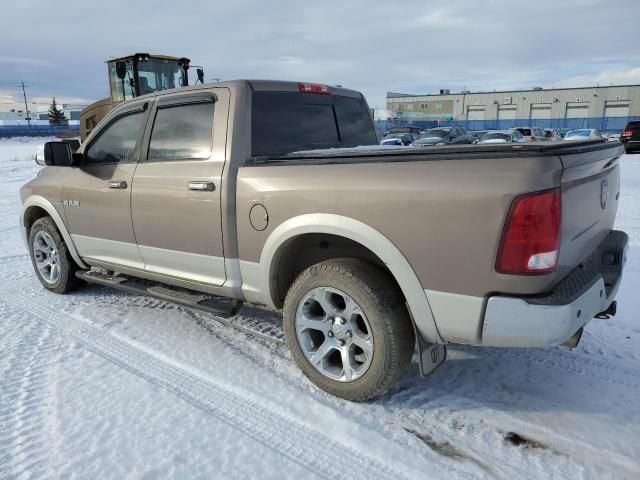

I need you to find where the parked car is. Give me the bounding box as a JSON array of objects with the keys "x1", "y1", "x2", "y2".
[
  {"x1": 607, "y1": 133, "x2": 621, "y2": 142},
  {"x1": 383, "y1": 126, "x2": 422, "y2": 138},
  {"x1": 412, "y1": 126, "x2": 473, "y2": 146},
  {"x1": 564, "y1": 129, "x2": 603, "y2": 141},
  {"x1": 478, "y1": 129, "x2": 526, "y2": 144},
  {"x1": 621, "y1": 121, "x2": 640, "y2": 152},
  {"x1": 469, "y1": 130, "x2": 490, "y2": 144},
  {"x1": 544, "y1": 128, "x2": 562, "y2": 141},
  {"x1": 380, "y1": 133, "x2": 414, "y2": 146},
  {"x1": 22, "y1": 80, "x2": 628, "y2": 401},
  {"x1": 514, "y1": 127, "x2": 549, "y2": 142}
]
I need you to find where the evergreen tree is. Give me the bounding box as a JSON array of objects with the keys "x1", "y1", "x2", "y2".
[{"x1": 48, "y1": 97, "x2": 68, "y2": 126}]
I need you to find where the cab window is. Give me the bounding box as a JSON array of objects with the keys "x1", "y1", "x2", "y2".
[
  {"x1": 84, "y1": 112, "x2": 145, "y2": 165},
  {"x1": 147, "y1": 102, "x2": 215, "y2": 161}
]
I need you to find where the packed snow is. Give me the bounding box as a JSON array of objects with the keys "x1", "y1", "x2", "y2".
[{"x1": 1, "y1": 136, "x2": 639, "y2": 479}]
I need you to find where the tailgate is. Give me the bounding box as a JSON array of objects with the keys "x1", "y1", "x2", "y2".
[{"x1": 557, "y1": 141, "x2": 625, "y2": 277}]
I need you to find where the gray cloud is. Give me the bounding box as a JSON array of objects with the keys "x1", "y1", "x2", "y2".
[{"x1": 1, "y1": 0, "x2": 639, "y2": 109}]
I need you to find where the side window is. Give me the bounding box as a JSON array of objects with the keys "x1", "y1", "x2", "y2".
[
  {"x1": 85, "y1": 112, "x2": 145, "y2": 165},
  {"x1": 148, "y1": 102, "x2": 214, "y2": 161}
]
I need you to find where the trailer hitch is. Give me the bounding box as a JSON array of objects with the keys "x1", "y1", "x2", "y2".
[{"x1": 595, "y1": 300, "x2": 617, "y2": 319}]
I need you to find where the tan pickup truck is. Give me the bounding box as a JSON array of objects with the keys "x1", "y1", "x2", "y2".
[{"x1": 20, "y1": 80, "x2": 628, "y2": 400}]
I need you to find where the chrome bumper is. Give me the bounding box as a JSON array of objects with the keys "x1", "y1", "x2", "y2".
[{"x1": 481, "y1": 230, "x2": 628, "y2": 348}]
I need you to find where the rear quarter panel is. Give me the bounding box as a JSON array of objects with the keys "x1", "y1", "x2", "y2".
[{"x1": 236, "y1": 153, "x2": 564, "y2": 298}]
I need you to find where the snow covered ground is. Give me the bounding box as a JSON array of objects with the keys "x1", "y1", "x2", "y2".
[{"x1": 1, "y1": 136, "x2": 639, "y2": 480}]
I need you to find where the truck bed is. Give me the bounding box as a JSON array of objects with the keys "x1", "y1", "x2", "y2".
[{"x1": 248, "y1": 138, "x2": 620, "y2": 165}]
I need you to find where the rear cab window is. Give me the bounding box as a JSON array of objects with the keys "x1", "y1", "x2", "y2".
[
  {"x1": 251, "y1": 90, "x2": 377, "y2": 156},
  {"x1": 148, "y1": 102, "x2": 214, "y2": 161}
]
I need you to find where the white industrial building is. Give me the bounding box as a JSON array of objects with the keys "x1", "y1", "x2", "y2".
[{"x1": 386, "y1": 84, "x2": 640, "y2": 131}]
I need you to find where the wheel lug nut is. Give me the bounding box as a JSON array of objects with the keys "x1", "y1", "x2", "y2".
[
  {"x1": 340, "y1": 318, "x2": 345, "y2": 325},
  {"x1": 327, "y1": 331, "x2": 334, "y2": 337},
  {"x1": 339, "y1": 340, "x2": 345, "y2": 346}
]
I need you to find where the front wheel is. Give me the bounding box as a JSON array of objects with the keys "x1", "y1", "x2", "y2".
[
  {"x1": 28, "y1": 216, "x2": 84, "y2": 294},
  {"x1": 283, "y1": 259, "x2": 415, "y2": 401}
]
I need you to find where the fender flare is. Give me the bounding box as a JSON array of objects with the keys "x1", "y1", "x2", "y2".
[
  {"x1": 258, "y1": 213, "x2": 442, "y2": 344},
  {"x1": 21, "y1": 195, "x2": 88, "y2": 269}
]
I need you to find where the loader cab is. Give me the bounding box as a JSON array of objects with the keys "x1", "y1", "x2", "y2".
[
  {"x1": 80, "y1": 53, "x2": 192, "y2": 141},
  {"x1": 107, "y1": 54, "x2": 190, "y2": 102}
]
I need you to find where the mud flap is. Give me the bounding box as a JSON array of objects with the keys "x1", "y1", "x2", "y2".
[
  {"x1": 407, "y1": 304, "x2": 447, "y2": 377},
  {"x1": 417, "y1": 340, "x2": 447, "y2": 378}
]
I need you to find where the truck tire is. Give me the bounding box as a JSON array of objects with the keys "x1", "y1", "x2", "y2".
[
  {"x1": 283, "y1": 258, "x2": 415, "y2": 401},
  {"x1": 28, "y1": 216, "x2": 84, "y2": 294}
]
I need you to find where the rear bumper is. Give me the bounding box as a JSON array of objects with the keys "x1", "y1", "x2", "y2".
[
  {"x1": 481, "y1": 230, "x2": 628, "y2": 347},
  {"x1": 621, "y1": 139, "x2": 640, "y2": 150}
]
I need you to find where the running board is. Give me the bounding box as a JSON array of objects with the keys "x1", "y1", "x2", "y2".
[{"x1": 76, "y1": 269, "x2": 243, "y2": 318}]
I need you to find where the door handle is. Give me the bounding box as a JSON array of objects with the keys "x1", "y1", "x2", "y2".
[
  {"x1": 188, "y1": 181, "x2": 215, "y2": 191},
  {"x1": 107, "y1": 180, "x2": 127, "y2": 189}
]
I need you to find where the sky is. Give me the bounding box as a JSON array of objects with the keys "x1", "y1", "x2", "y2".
[{"x1": 1, "y1": 0, "x2": 639, "y2": 111}]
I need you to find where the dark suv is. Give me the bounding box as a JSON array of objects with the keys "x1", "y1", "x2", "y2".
[
  {"x1": 412, "y1": 126, "x2": 474, "y2": 146},
  {"x1": 621, "y1": 121, "x2": 640, "y2": 153}
]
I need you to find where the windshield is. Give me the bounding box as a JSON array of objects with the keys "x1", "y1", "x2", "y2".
[
  {"x1": 420, "y1": 128, "x2": 450, "y2": 139},
  {"x1": 481, "y1": 133, "x2": 511, "y2": 141},
  {"x1": 566, "y1": 129, "x2": 591, "y2": 137},
  {"x1": 137, "y1": 58, "x2": 186, "y2": 95},
  {"x1": 108, "y1": 58, "x2": 187, "y2": 102}
]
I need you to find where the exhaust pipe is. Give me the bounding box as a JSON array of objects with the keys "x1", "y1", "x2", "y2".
[
  {"x1": 562, "y1": 328, "x2": 583, "y2": 349},
  {"x1": 595, "y1": 301, "x2": 617, "y2": 319}
]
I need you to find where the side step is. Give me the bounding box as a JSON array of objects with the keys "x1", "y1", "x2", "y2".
[{"x1": 76, "y1": 269, "x2": 243, "y2": 318}]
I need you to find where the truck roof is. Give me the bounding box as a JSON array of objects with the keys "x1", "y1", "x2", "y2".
[{"x1": 132, "y1": 79, "x2": 363, "y2": 100}]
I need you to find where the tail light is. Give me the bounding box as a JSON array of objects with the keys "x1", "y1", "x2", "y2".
[
  {"x1": 496, "y1": 189, "x2": 561, "y2": 274},
  {"x1": 298, "y1": 82, "x2": 329, "y2": 94},
  {"x1": 621, "y1": 129, "x2": 632, "y2": 137}
]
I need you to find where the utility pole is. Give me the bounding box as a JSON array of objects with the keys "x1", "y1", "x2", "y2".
[{"x1": 20, "y1": 81, "x2": 32, "y2": 128}]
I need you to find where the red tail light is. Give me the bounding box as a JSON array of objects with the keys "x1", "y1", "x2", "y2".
[
  {"x1": 622, "y1": 129, "x2": 632, "y2": 137},
  {"x1": 496, "y1": 189, "x2": 561, "y2": 274},
  {"x1": 298, "y1": 82, "x2": 329, "y2": 94}
]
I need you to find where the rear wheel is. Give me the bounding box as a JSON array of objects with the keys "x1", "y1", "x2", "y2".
[
  {"x1": 283, "y1": 259, "x2": 415, "y2": 401},
  {"x1": 29, "y1": 216, "x2": 84, "y2": 294}
]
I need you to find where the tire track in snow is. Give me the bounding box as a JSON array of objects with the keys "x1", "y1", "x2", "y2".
[
  {"x1": 8, "y1": 259, "x2": 640, "y2": 477},
  {"x1": 0, "y1": 305, "x2": 60, "y2": 480},
  {"x1": 477, "y1": 346, "x2": 640, "y2": 390},
  {"x1": 175, "y1": 307, "x2": 640, "y2": 477},
  {"x1": 1, "y1": 290, "x2": 437, "y2": 480}
]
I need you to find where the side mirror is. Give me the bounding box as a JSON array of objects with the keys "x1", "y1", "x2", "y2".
[
  {"x1": 62, "y1": 139, "x2": 81, "y2": 153},
  {"x1": 44, "y1": 142, "x2": 74, "y2": 166}
]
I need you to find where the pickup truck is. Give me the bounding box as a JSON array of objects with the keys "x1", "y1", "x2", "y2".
[{"x1": 21, "y1": 80, "x2": 628, "y2": 401}]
